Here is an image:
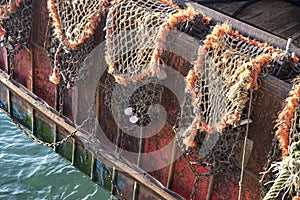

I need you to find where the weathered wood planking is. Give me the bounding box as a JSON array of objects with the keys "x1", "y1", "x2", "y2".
[{"x1": 201, "y1": 0, "x2": 300, "y2": 48}]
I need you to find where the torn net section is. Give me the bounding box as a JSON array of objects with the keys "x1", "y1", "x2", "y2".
[
  {"x1": 176, "y1": 24, "x2": 280, "y2": 180},
  {"x1": 45, "y1": 0, "x2": 106, "y2": 87},
  {"x1": 261, "y1": 78, "x2": 300, "y2": 200},
  {"x1": 0, "y1": 0, "x2": 33, "y2": 55},
  {"x1": 105, "y1": 0, "x2": 209, "y2": 85}
]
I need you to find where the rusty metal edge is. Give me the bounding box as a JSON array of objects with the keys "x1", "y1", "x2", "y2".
[
  {"x1": 260, "y1": 75, "x2": 291, "y2": 97},
  {"x1": 0, "y1": 69, "x2": 185, "y2": 200}
]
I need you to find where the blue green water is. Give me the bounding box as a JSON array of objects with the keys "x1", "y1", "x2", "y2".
[{"x1": 0, "y1": 110, "x2": 111, "y2": 200}]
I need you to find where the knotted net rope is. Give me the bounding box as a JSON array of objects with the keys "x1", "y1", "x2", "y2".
[
  {"x1": 0, "y1": 0, "x2": 33, "y2": 55},
  {"x1": 261, "y1": 77, "x2": 300, "y2": 200},
  {"x1": 105, "y1": 0, "x2": 209, "y2": 85},
  {"x1": 180, "y1": 23, "x2": 275, "y2": 148},
  {"x1": 45, "y1": 0, "x2": 106, "y2": 88},
  {"x1": 176, "y1": 24, "x2": 286, "y2": 183}
]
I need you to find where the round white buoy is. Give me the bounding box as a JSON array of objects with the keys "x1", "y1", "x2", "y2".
[
  {"x1": 129, "y1": 115, "x2": 139, "y2": 124},
  {"x1": 124, "y1": 107, "x2": 133, "y2": 116}
]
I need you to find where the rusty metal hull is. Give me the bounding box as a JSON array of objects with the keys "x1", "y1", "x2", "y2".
[{"x1": 0, "y1": 0, "x2": 297, "y2": 199}]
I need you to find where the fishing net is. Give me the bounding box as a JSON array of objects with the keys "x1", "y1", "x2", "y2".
[
  {"x1": 176, "y1": 24, "x2": 284, "y2": 181},
  {"x1": 105, "y1": 0, "x2": 209, "y2": 85},
  {"x1": 0, "y1": 0, "x2": 33, "y2": 55},
  {"x1": 179, "y1": 24, "x2": 272, "y2": 148},
  {"x1": 104, "y1": 74, "x2": 164, "y2": 130},
  {"x1": 260, "y1": 136, "x2": 285, "y2": 199},
  {"x1": 120, "y1": 83, "x2": 165, "y2": 143},
  {"x1": 45, "y1": 0, "x2": 106, "y2": 88},
  {"x1": 261, "y1": 77, "x2": 300, "y2": 200}
]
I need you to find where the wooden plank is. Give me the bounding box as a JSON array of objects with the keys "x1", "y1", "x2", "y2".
[
  {"x1": 276, "y1": 21, "x2": 300, "y2": 35},
  {"x1": 241, "y1": 12, "x2": 264, "y2": 21},
  {"x1": 246, "y1": 8, "x2": 297, "y2": 34},
  {"x1": 202, "y1": 0, "x2": 300, "y2": 48},
  {"x1": 213, "y1": 2, "x2": 246, "y2": 14}
]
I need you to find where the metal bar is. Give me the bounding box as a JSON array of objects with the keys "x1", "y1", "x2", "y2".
[
  {"x1": 206, "y1": 176, "x2": 215, "y2": 200},
  {"x1": 111, "y1": 127, "x2": 122, "y2": 196},
  {"x1": 132, "y1": 182, "x2": 139, "y2": 200},
  {"x1": 30, "y1": 39, "x2": 34, "y2": 93},
  {"x1": 133, "y1": 128, "x2": 143, "y2": 200},
  {"x1": 91, "y1": 110, "x2": 99, "y2": 181},
  {"x1": 111, "y1": 130, "x2": 120, "y2": 200},
  {"x1": 111, "y1": 167, "x2": 117, "y2": 196},
  {"x1": 91, "y1": 154, "x2": 95, "y2": 181},
  {"x1": 71, "y1": 138, "x2": 76, "y2": 166},
  {"x1": 32, "y1": 109, "x2": 36, "y2": 135},
  {"x1": 31, "y1": 39, "x2": 36, "y2": 143},
  {"x1": 7, "y1": 86, "x2": 11, "y2": 114},
  {"x1": 53, "y1": 123, "x2": 58, "y2": 152},
  {"x1": 187, "y1": 3, "x2": 300, "y2": 57},
  {"x1": 166, "y1": 140, "x2": 178, "y2": 189},
  {"x1": 54, "y1": 81, "x2": 60, "y2": 152},
  {"x1": 73, "y1": 86, "x2": 79, "y2": 125},
  {"x1": 6, "y1": 54, "x2": 11, "y2": 114}
]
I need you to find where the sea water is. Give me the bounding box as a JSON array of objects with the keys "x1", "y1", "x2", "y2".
[{"x1": 0, "y1": 109, "x2": 111, "y2": 200}]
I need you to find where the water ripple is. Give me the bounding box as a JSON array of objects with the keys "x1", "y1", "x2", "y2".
[{"x1": 0, "y1": 110, "x2": 110, "y2": 200}]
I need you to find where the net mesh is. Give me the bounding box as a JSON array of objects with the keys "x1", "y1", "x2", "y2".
[
  {"x1": 105, "y1": 0, "x2": 208, "y2": 85},
  {"x1": 173, "y1": 25, "x2": 289, "y2": 195},
  {"x1": 105, "y1": 75, "x2": 164, "y2": 130},
  {"x1": 0, "y1": 0, "x2": 33, "y2": 55},
  {"x1": 179, "y1": 24, "x2": 274, "y2": 149},
  {"x1": 1, "y1": 0, "x2": 300, "y2": 198},
  {"x1": 261, "y1": 78, "x2": 300, "y2": 200},
  {"x1": 45, "y1": 0, "x2": 106, "y2": 87}
]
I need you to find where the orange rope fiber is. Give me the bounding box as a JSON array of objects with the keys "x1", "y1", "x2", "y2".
[
  {"x1": 47, "y1": 0, "x2": 105, "y2": 49},
  {"x1": 276, "y1": 80, "x2": 300, "y2": 157}
]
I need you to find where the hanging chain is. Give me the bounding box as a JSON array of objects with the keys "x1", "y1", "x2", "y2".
[
  {"x1": 0, "y1": 101, "x2": 92, "y2": 148},
  {"x1": 58, "y1": 83, "x2": 65, "y2": 116},
  {"x1": 238, "y1": 89, "x2": 254, "y2": 200},
  {"x1": 184, "y1": 91, "x2": 254, "y2": 200},
  {"x1": 7, "y1": 54, "x2": 14, "y2": 80},
  {"x1": 0, "y1": 99, "x2": 127, "y2": 197},
  {"x1": 185, "y1": 150, "x2": 204, "y2": 200}
]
